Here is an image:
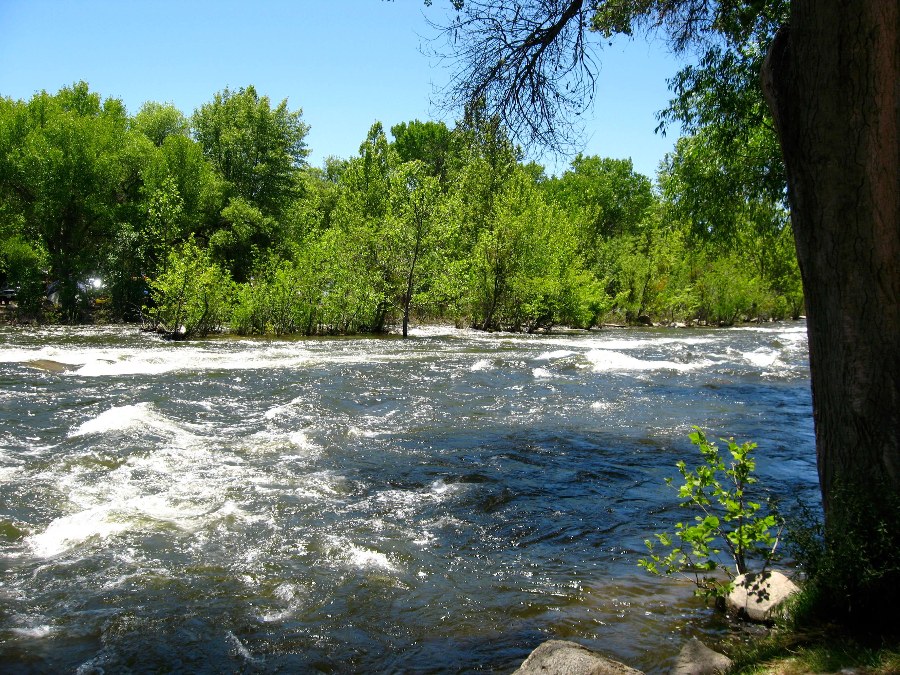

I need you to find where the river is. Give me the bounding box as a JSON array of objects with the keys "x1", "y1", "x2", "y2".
[{"x1": 0, "y1": 323, "x2": 816, "y2": 673}]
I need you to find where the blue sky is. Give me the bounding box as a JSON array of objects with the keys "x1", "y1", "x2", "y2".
[{"x1": 0, "y1": 0, "x2": 686, "y2": 178}]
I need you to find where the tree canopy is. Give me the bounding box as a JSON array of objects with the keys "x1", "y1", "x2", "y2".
[{"x1": 0, "y1": 80, "x2": 800, "y2": 334}]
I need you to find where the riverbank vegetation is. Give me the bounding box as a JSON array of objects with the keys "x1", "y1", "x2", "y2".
[
  {"x1": 729, "y1": 631, "x2": 900, "y2": 674},
  {"x1": 639, "y1": 427, "x2": 900, "y2": 673},
  {"x1": 0, "y1": 82, "x2": 801, "y2": 337},
  {"x1": 639, "y1": 428, "x2": 781, "y2": 600}
]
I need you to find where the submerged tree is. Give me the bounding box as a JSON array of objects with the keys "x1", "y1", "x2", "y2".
[
  {"x1": 388, "y1": 161, "x2": 442, "y2": 337},
  {"x1": 147, "y1": 237, "x2": 234, "y2": 339},
  {"x1": 431, "y1": 0, "x2": 900, "y2": 627}
]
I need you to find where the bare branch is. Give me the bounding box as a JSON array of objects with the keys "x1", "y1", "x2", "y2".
[
  {"x1": 428, "y1": 1, "x2": 785, "y2": 153},
  {"x1": 429, "y1": 0, "x2": 597, "y2": 153}
]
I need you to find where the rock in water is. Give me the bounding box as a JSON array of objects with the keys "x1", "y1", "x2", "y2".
[
  {"x1": 513, "y1": 640, "x2": 644, "y2": 675},
  {"x1": 726, "y1": 570, "x2": 799, "y2": 622},
  {"x1": 25, "y1": 359, "x2": 77, "y2": 373},
  {"x1": 669, "y1": 638, "x2": 732, "y2": 675}
]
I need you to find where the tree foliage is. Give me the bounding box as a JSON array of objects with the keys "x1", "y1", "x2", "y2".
[
  {"x1": 132, "y1": 101, "x2": 190, "y2": 147},
  {"x1": 147, "y1": 238, "x2": 234, "y2": 339},
  {"x1": 0, "y1": 81, "x2": 800, "y2": 335},
  {"x1": 192, "y1": 85, "x2": 309, "y2": 219},
  {"x1": 0, "y1": 83, "x2": 131, "y2": 320}
]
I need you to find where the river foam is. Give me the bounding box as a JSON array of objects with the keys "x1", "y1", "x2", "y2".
[
  {"x1": 70, "y1": 403, "x2": 191, "y2": 439},
  {"x1": 584, "y1": 349, "x2": 707, "y2": 373}
]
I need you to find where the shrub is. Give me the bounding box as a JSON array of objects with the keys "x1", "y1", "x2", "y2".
[
  {"x1": 787, "y1": 482, "x2": 900, "y2": 635},
  {"x1": 639, "y1": 427, "x2": 781, "y2": 600},
  {"x1": 147, "y1": 238, "x2": 234, "y2": 339}
]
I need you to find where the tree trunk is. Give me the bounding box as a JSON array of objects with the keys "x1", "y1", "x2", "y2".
[
  {"x1": 762, "y1": 0, "x2": 899, "y2": 536},
  {"x1": 402, "y1": 229, "x2": 423, "y2": 339}
]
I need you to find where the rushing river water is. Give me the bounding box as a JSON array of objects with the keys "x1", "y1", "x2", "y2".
[{"x1": 0, "y1": 323, "x2": 816, "y2": 673}]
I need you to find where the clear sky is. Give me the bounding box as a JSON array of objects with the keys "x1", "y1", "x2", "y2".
[{"x1": 0, "y1": 0, "x2": 686, "y2": 179}]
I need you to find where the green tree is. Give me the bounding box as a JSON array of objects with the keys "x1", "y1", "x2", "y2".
[
  {"x1": 450, "y1": 101, "x2": 520, "y2": 241},
  {"x1": 0, "y1": 232, "x2": 48, "y2": 316},
  {"x1": 391, "y1": 119, "x2": 454, "y2": 184},
  {"x1": 147, "y1": 237, "x2": 234, "y2": 339},
  {"x1": 287, "y1": 160, "x2": 346, "y2": 239},
  {"x1": 544, "y1": 155, "x2": 654, "y2": 245},
  {"x1": 103, "y1": 128, "x2": 223, "y2": 321},
  {"x1": 656, "y1": 14, "x2": 787, "y2": 222},
  {"x1": 657, "y1": 133, "x2": 802, "y2": 323},
  {"x1": 210, "y1": 197, "x2": 277, "y2": 282},
  {"x1": 353, "y1": 121, "x2": 395, "y2": 219},
  {"x1": 640, "y1": 428, "x2": 780, "y2": 599},
  {"x1": 155, "y1": 133, "x2": 225, "y2": 237},
  {"x1": 325, "y1": 122, "x2": 403, "y2": 333},
  {"x1": 466, "y1": 165, "x2": 599, "y2": 330},
  {"x1": 192, "y1": 85, "x2": 309, "y2": 218},
  {"x1": 2, "y1": 83, "x2": 132, "y2": 320},
  {"x1": 543, "y1": 156, "x2": 657, "y2": 319},
  {"x1": 312, "y1": 224, "x2": 388, "y2": 334},
  {"x1": 132, "y1": 101, "x2": 189, "y2": 147},
  {"x1": 658, "y1": 129, "x2": 787, "y2": 251},
  {"x1": 230, "y1": 257, "x2": 317, "y2": 336},
  {"x1": 387, "y1": 161, "x2": 442, "y2": 337},
  {"x1": 0, "y1": 98, "x2": 47, "y2": 315}
]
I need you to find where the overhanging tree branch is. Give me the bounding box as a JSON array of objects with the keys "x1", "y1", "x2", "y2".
[{"x1": 430, "y1": 0, "x2": 597, "y2": 152}]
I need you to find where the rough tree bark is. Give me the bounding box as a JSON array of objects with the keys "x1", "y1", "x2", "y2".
[
  {"x1": 761, "y1": 0, "x2": 900, "y2": 521},
  {"x1": 761, "y1": 1, "x2": 900, "y2": 623}
]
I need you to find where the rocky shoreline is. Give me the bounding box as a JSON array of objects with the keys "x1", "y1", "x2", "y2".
[{"x1": 512, "y1": 571, "x2": 800, "y2": 674}]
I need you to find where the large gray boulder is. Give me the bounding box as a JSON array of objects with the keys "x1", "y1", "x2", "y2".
[
  {"x1": 669, "y1": 638, "x2": 732, "y2": 675},
  {"x1": 726, "y1": 570, "x2": 799, "y2": 622},
  {"x1": 513, "y1": 640, "x2": 644, "y2": 675}
]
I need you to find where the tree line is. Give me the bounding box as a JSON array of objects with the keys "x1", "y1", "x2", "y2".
[{"x1": 0, "y1": 81, "x2": 800, "y2": 338}]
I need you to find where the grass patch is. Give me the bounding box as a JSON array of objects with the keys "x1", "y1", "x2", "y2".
[{"x1": 725, "y1": 629, "x2": 900, "y2": 674}]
